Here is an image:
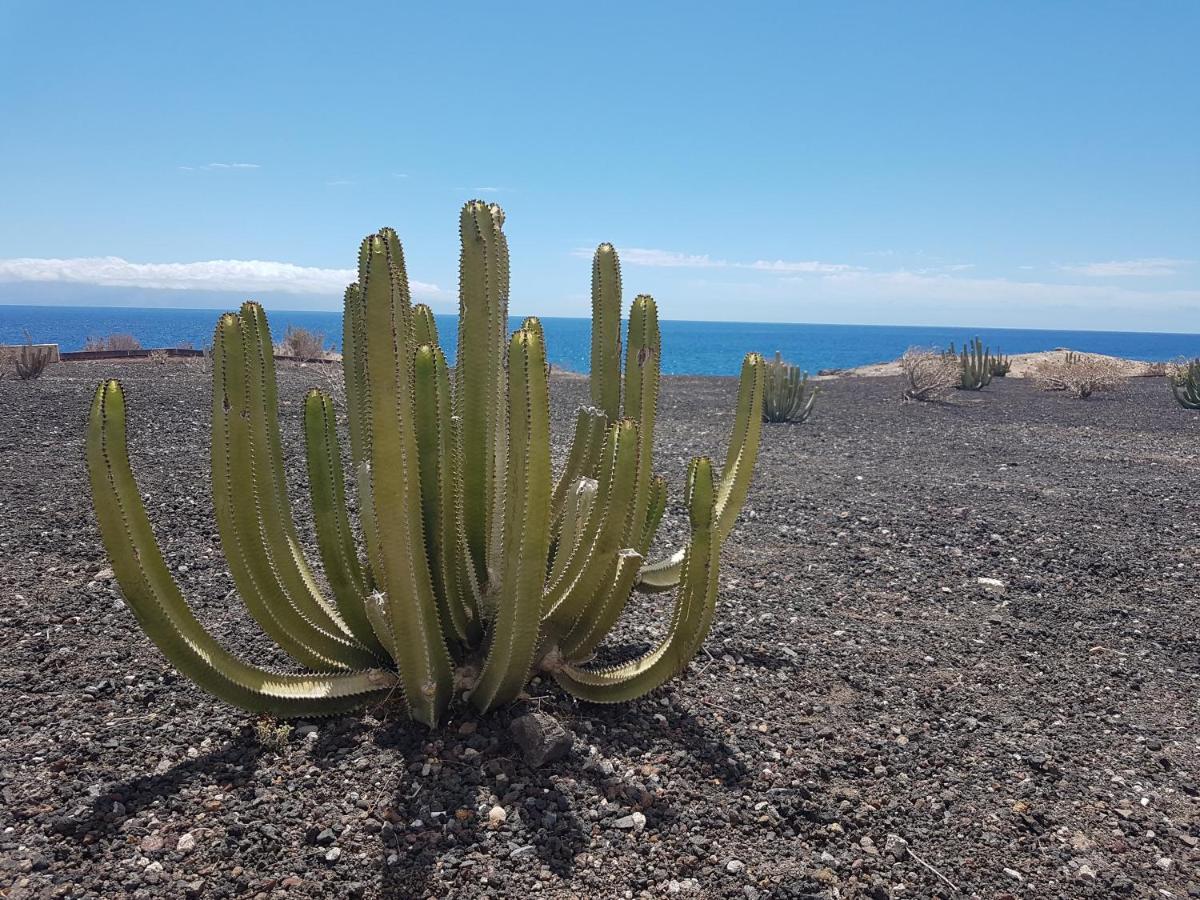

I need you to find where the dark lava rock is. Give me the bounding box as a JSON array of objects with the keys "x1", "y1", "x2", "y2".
[{"x1": 509, "y1": 711, "x2": 573, "y2": 767}]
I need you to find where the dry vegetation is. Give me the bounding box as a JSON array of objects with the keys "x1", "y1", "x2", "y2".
[
  {"x1": 276, "y1": 325, "x2": 328, "y2": 360},
  {"x1": 1033, "y1": 352, "x2": 1126, "y2": 398},
  {"x1": 899, "y1": 346, "x2": 958, "y2": 401},
  {"x1": 82, "y1": 333, "x2": 142, "y2": 352}
]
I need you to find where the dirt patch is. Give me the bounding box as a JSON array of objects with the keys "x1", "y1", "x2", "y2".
[{"x1": 2, "y1": 363, "x2": 1198, "y2": 898}]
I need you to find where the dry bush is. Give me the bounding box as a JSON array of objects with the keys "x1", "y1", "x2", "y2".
[
  {"x1": 1034, "y1": 352, "x2": 1125, "y2": 399},
  {"x1": 83, "y1": 333, "x2": 142, "y2": 352},
  {"x1": 1142, "y1": 360, "x2": 1168, "y2": 378},
  {"x1": 900, "y1": 347, "x2": 958, "y2": 401},
  {"x1": 277, "y1": 325, "x2": 327, "y2": 360}
]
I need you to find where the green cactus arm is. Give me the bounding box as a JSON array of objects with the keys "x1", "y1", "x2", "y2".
[
  {"x1": 636, "y1": 353, "x2": 764, "y2": 592},
  {"x1": 552, "y1": 457, "x2": 718, "y2": 703},
  {"x1": 470, "y1": 328, "x2": 553, "y2": 713},
  {"x1": 342, "y1": 284, "x2": 372, "y2": 474},
  {"x1": 621, "y1": 295, "x2": 661, "y2": 552},
  {"x1": 443, "y1": 412, "x2": 484, "y2": 640},
  {"x1": 544, "y1": 425, "x2": 620, "y2": 605},
  {"x1": 361, "y1": 229, "x2": 454, "y2": 726},
  {"x1": 302, "y1": 389, "x2": 384, "y2": 656},
  {"x1": 414, "y1": 344, "x2": 479, "y2": 646},
  {"x1": 543, "y1": 420, "x2": 639, "y2": 631},
  {"x1": 640, "y1": 475, "x2": 668, "y2": 554},
  {"x1": 211, "y1": 313, "x2": 373, "y2": 671},
  {"x1": 87, "y1": 380, "x2": 397, "y2": 717},
  {"x1": 590, "y1": 243, "x2": 623, "y2": 420},
  {"x1": 455, "y1": 201, "x2": 508, "y2": 585},
  {"x1": 520, "y1": 315, "x2": 545, "y2": 346},
  {"x1": 559, "y1": 548, "x2": 643, "y2": 661},
  {"x1": 549, "y1": 476, "x2": 599, "y2": 584},
  {"x1": 413, "y1": 303, "x2": 440, "y2": 349},
  {"x1": 549, "y1": 406, "x2": 608, "y2": 541},
  {"x1": 237, "y1": 304, "x2": 370, "y2": 655}
]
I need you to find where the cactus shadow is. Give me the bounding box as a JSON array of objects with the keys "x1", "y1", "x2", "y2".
[
  {"x1": 371, "y1": 715, "x2": 587, "y2": 897},
  {"x1": 63, "y1": 731, "x2": 263, "y2": 842}
]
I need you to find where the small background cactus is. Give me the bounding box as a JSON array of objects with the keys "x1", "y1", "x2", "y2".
[
  {"x1": 1170, "y1": 358, "x2": 1200, "y2": 409},
  {"x1": 761, "y1": 351, "x2": 817, "y2": 423}
]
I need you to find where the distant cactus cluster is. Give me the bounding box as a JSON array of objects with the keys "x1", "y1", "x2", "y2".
[
  {"x1": 946, "y1": 338, "x2": 994, "y2": 390},
  {"x1": 761, "y1": 351, "x2": 817, "y2": 423},
  {"x1": 1171, "y1": 358, "x2": 1200, "y2": 409},
  {"x1": 86, "y1": 203, "x2": 766, "y2": 725}
]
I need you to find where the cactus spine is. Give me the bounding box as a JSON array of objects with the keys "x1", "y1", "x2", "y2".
[
  {"x1": 1171, "y1": 358, "x2": 1200, "y2": 409},
  {"x1": 956, "y1": 336, "x2": 993, "y2": 390},
  {"x1": 87, "y1": 203, "x2": 765, "y2": 726},
  {"x1": 761, "y1": 351, "x2": 817, "y2": 423}
]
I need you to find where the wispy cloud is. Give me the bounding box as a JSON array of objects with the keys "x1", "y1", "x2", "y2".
[
  {"x1": 576, "y1": 246, "x2": 855, "y2": 275},
  {"x1": 473, "y1": 186, "x2": 504, "y2": 194},
  {"x1": 0, "y1": 256, "x2": 444, "y2": 298},
  {"x1": 178, "y1": 162, "x2": 261, "y2": 172},
  {"x1": 1060, "y1": 257, "x2": 1193, "y2": 278},
  {"x1": 326, "y1": 178, "x2": 354, "y2": 187}
]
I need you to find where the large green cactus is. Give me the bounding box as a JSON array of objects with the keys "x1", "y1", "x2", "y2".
[
  {"x1": 87, "y1": 202, "x2": 765, "y2": 726},
  {"x1": 1171, "y1": 358, "x2": 1200, "y2": 409},
  {"x1": 761, "y1": 351, "x2": 817, "y2": 423},
  {"x1": 955, "y1": 336, "x2": 993, "y2": 390}
]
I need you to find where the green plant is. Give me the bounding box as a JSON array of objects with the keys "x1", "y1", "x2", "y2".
[
  {"x1": 761, "y1": 351, "x2": 817, "y2": 423},
  {"x1": 955, "y1": 336, "x2": 992, "y2": 390},
  {"x1": 988, "y1": 352, "x2": 1011, "y2": 377},
  {"x1": 87, "y1": 202, "x2": 765, "y2": 726},
  {"x1": 1170, "y1": 358, "x2": 1200, "y2": 409}
]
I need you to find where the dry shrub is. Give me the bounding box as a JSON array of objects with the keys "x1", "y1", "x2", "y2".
[
  {"x1": 1142, "y1": 361, "x2": 1168, "y2": 378},
  {"x1": 277, "y1": 325, "x2": 327, "y2": 360},
  {"x1": 900, "y1": 347, "x2": 958, "y2": 401},
  {"x1": 83, "y1": 333, "x2": 142, "y2": 352},
  {"x1": 1033, "y1": 352, "x2": 1125, "y2": 399}
]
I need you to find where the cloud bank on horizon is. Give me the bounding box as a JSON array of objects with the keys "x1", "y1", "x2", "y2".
[
  {"x1": 0, "y1": 256, "x2": 444, "y2": 298},
  {"x1": 2, "y1": 250, "x2": 1197, "y2": 332}
]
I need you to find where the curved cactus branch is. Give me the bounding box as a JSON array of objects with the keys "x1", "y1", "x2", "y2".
[
  {"x1": 553, "y1": 457, "x2": 718, "y2": 702},
  {"x1": 303, "y1": 389, "x2": 384, "y2": 656},
  {"x1": 637, "y1": 352, "x2": 764, "y2": 592},
  {"x1": 211, "y1": 312, "x2": 372, "y2": 671},
  {"x1": 87, "y1": 380, "x2": 397, "y2": 716}
]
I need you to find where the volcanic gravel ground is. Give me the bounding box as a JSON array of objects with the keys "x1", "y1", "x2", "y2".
[{"x1": 2, "y1": 361, "x2": 1199, "y2": 899}]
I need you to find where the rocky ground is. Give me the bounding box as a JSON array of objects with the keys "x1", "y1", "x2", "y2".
[{"x1": 2, "y1": 360, "x2": 1199, "y2": 899}]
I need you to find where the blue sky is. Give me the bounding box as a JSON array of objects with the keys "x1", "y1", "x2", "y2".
[{"x1": 0, "y1": 1, "x2": 1197, "y2": 331}]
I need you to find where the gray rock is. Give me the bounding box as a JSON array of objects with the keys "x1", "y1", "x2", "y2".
[
  {"x1": 613, "y1": 811, "x2": 646, "y2": 832},
  {"x1": 325, "y1": 847, "x2": 341, "y2": 863},
  {"x1": 510, "y1": 712, "x2": 573, "y2": 768},
  {"x1": 726, "y1": 859, "x2": 746, "y2": 874}
]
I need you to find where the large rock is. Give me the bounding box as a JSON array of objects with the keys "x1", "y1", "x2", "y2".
[{"x1": 510, "y1": 712, "x2": 573, "y2": 767}]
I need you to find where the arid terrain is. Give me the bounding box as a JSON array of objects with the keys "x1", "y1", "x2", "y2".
[{"x1": 2, "y1": 361, "x2": 1199, "y2": 899}]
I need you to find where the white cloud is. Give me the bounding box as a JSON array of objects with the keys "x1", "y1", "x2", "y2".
[
  {"x1": 474, "y1": 186, "x2": 503, "y2": 194},
  {"x1": 1060, "y1": 257, "x2": 1192, "y2": 277},
  {"x1": 326, "y1": 179, "x2": 354, "y2": 187},
  {"x1": 179, "y1": 162, "x2": 261, "y2": 172},
  {"x1": 578, "y1": 246, "x2": 855, "y2": 275},
  {"x1": 0, "y1": 256, "x2": 444, "y2": 298}
]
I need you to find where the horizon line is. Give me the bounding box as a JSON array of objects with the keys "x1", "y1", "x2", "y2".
[{"x1": 2, "y1": 301, "x2": 1200, "y2": 340}]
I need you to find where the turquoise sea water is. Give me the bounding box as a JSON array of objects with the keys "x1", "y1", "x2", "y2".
[{"x1": 1, "y1": 304, "x2": 1197, "y2": 375}]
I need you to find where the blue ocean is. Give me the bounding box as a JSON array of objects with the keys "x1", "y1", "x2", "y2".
[{"x1": 1, "y1": 304, "x2": 1197, "y2": 375}]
